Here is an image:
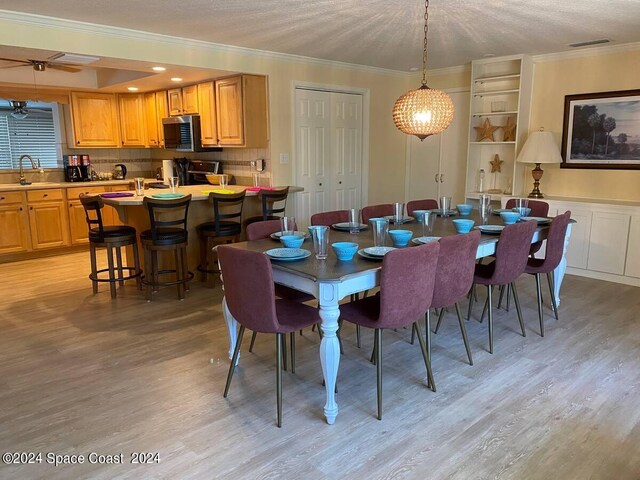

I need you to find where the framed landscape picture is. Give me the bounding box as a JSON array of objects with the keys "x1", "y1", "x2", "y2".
[{"x1": 561, "y1": 89, "x2": 640, "y2": 169}]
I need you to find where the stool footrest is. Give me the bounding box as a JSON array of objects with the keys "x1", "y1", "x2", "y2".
[
  {"x1": 142, "y1": 269, "x2": 194, "y2": 288},
  {"x1": 89, "y1": 267, "x2": 142, "y2": 283}
]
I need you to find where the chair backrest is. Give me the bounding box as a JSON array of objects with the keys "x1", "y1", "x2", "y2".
[
  {"x1": 505, "y1": 198, "x2": 549, "y2": 217},
  {"x1": 208, "y1": 190, "x2": 246, "y2": 234},
  {"x1": 537, "y1": 211, "x2": 571, "y2": 271},
  {"x1": 362, "y1": 204, "x2": 393, "y2": 224},
  {"x1": 217, "y1": 246, "x2": 280, "y2": 333},
  {"x1": 246, "y1": 219, "x2": 298, "y2": 241},
  {"x1": 310, "y1": 210, "x2": 349, "y2": 226},
  {"x1": 79, "y1": 194, "x2": 105, "y2": 238},
  {"x1": 490, "y1": 220, "x2": 537, "y2": 284},
  {"x1": 407, "y1": 199, "x2": 438, "y2": 216},
  {"x1": 431, "y1": 230, "x2": 481, "y2": 309},
  {"x1": 143, "y1": 194, "x2": 192, "y2": 244},
  {"x1": 258, "y1": 187, "x2": 289, "y2": 220},
  {"x1": 377, "y1": 241, "x2": 440, "y2": 329}
]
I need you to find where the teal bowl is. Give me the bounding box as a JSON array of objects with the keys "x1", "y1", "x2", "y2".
[
  {"x1": 331, "y1": 242, "x2": 358, "y2": 261},
  {"x1": 388, "y1": 229, "x2": 413, "y2": 247},
  {"x1": 500, "y1": 211, "x2": 521, "y2": 225},
  {"x1": 412, "y1": 209, "x2": 429, "y2": 222},
  {"x1": 457, "y1": 204, "x2": 473, "y2": 216},
  {"x1": 452, "y1": 219, "x2": 475, "y2": 233},
  {"x1": 512, "y1": 207, "x2": 532, "y2": 216},
  {"x1": 280, "y1": 235, "x2": 304, "y2": 248}
]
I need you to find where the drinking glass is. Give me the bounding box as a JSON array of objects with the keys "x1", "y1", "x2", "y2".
[
  {"x1": 479, "y1": 194, "x2": 492, "y2": 224},
  {"x1": 370, "y1": 217, "x2": 389, "y2": 247},
  {"x1": 280, "y1": 216, "x2": 296, "y2": 236},
  {"x1": 393, "y1": 202, "x2": 405, "y2": 224},
  {"x1": 514, "y1": 198, "x2": 529, "y2": 215},
  {"x1": 420, "y1": 210, "x2": 434, "y2": 237},
  {"x1": 134, "y1": 177, "x2": 145, "y2": 196},
  {"x1": 349, "y1": 208, "x2": 361, "y2": 234},
  {"x1": 439, "y1": 196, "x2": 452, "y2": 217},
  {"x1": 169, "y1": 176, "x2": 179, "y2": 193},
  {"x1": 252, "y1": 173, "x2": 260, "y2": 187},
  {"x1": 219, "y1": 174, "x2": 229, "y2": 190},
  {"x1": 308, "y1": 225, "x2": 329, "y2": 260}
]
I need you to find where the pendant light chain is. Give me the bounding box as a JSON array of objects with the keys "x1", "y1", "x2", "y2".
[{"x1": 422, "y1": 0, "x2": 429, "y2": 86}]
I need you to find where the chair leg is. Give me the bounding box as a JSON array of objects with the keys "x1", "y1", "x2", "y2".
[
  {"x1": 414, "y1": 321, "x2": 436, "y2": 392},
  {"x1": 497, "y1": 284, "x2": 505, "y2": 309},
  {"x1": 144, "y1": 247, "x2": 152, "y2": 302},
  {"x1": 282, "y1": 334, "x2": 287, "y2": 372},
  {"x1": 455, "y1": 302, "x2": 473, "y2": 366},
  {"x1": 506, "y1": 284, "x2": 511, "y2": 312},
  {"x1": 106, "y1": 245, "x2": 116, "y2": 299},
  {"x1": 290, "y1": 332, "x2": 296, "y2": 374},
  {"x1": 534, "y1": 274, "x2": 545, "y2": 337},
  {"x1": 546, "y1": 272, "x2": 559, "y2": 320},
  {"x1": 175, "y1": 247, "x2": 184, "y2": 300},
  {"x1": 434, "y1": 306, "x2": 446, "y2": 334},
  {"x1": 356, "y1": 325, "x2": 361, "y2": 348},
  {"x1": 425, "y1": 309, "x2": 432, "y2": 362},
  {"x1": 467, "y1": 285, "x2": 474, "y2": 320},
  {"x1": 487, "y1": 285, "x2": 494, "y2": 354},
  {"x1": 249, "y1": 331, "x2": 257, "y2": 352},
  {"x1": 276, "y1": 333, "x2": 283, "y2": 428},
  {"x1": 89, "y1": 243, "x2": 98, "y2": 294},
  {"x1": 223, "y1": 325, "x2": 245, "y2": 397},
  {"x1": 115, "y1": 246, "x2": 125, "y2": 286},
  {"x1": 199, "y1": 235, "x2": 208, "y2": 282},
  {"x1": 182, "y1": 247, "x2": 190, "y2": 292},
  {"x1": 480, "y1": 295, "x2": 489, "y2": 324},
  {"x1": 151, "y1": 250, "x2": 159, "y2": 292},
  {"x1": 132, "y1": 242, "x2": 142, "y2": 290},
  {"x1": 511, "y1": 282, "x2": 526, "y2": 337},
  {"x1": 410, "y1": 323, "x2": 416, "y2": 345},
  {"x1": 316, "y1": 323, "x2": 323, "y2": 340},
  {"x1": 375, "y1": 328, "x2": 382, "y2": 420}
]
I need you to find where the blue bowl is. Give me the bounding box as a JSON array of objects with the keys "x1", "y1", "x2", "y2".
[
  {"x1": 457, "y1": 204, "x2": 473, "y2": 216},
  {"x1": 500, "y1": 211, "x2": 521, "y2": 225},
  {"x1": 388, "y1": 229, "x2": 413, "y2": 247},
  {"x1": 512, "y1": 207, "x2": 531, "y2": 217},
  {"x1": 331, "y1": 242, "x2": 358, "y2": 261},
  {"x1": 280, "y1": 235, "x2": 305, "y2": 248},
  {"x1": 412, "y1": 209, "x2": 429, "y2": 222},
  {"x1": 452, "y1": 219, "x2": 475, "y2": 233}
]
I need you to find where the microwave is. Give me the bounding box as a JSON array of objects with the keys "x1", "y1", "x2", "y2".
[{"x1": 162, "y1": 115, "x2": 221, "y2": 152}]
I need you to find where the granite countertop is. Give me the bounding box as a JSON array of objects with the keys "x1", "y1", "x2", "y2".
[{"x1": 0, "y1": 179, "x2": 155, "y2": 191}]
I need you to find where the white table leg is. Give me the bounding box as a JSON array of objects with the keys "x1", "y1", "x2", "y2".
[
  {"x1": 318, "y1": 283, "x2": 340, "y2": 425},
  {"x1": 553, "y1": 223, "x2": 573, "y2": 307}
]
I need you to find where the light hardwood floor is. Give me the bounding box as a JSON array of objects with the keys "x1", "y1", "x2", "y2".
[{"x1": 0, "y1": 252, "x2": 639, "y2": 479}]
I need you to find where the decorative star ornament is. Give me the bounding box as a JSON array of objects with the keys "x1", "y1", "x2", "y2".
[
  {"x1": 490, "y1": 154, "x2": 503, "y2": 173},
  {"x1": 501, "y1": 117, "x2": 517, "y2": 142},
  {"x1": 474, "y1": 118, "x2": 499, "y2": 142}
]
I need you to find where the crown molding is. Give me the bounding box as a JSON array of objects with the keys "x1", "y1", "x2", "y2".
[
  {"x1": 0, "y1": 9, "x2": 411, "y2": 78},
  {"x1": 533, "y1": 41, "x2": 640, "y2": 63},
  {"x1": 428, "y1": 64, "x2": 470, "y2": 77}
]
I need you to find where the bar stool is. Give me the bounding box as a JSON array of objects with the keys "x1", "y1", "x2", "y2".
[
  {"x1": 244, "y1": 186, "x2": 289, "y2": 227},
  {"x1": 196, "y1": 190, "x2": 246, "y2": 283},
  {"x1": 79, "y1": 194, "x2": 142, "y2": 299},
  {"x1": 141, "y1": 195, "x2": 193, "y2": 301}
]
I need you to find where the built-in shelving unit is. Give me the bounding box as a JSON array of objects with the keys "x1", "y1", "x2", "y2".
[{"x1": 465, "y1": 54, "x2": 533, "y2": 202}]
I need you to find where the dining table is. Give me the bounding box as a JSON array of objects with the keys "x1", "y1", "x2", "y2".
[{"x1": 221, "y1": 212, "x2": 573, "y2": 425}]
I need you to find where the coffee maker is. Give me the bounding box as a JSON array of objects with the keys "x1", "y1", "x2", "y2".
[{"x1": 63, "y1": 155, "x2": 91, "y2": 182}]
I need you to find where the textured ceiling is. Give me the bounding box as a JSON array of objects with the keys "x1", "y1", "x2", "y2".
[{"x1": 1, "y1": 1, "x2": 640, "y2": 70}]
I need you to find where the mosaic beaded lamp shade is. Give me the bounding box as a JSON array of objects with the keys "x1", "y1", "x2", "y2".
[{"x1": 393, "y1": 0, "x2": 454, "y2": 140}]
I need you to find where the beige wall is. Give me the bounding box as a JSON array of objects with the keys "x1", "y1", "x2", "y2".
[{"x1": 530, "y1": 49, "x2": 640, "y2": 201}]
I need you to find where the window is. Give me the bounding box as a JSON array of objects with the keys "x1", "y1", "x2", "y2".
[{"x1": 0, "y1": 106, "x2": 58, "y2": 169}]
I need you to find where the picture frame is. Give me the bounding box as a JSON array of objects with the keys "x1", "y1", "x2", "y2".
[{"x1": 561, "y1": 89, "x2": 640, "y2": 169}]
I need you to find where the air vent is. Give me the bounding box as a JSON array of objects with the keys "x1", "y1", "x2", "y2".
[
  {"x1": 569, "y1": 39, "x2": 610, "y2": 48},
  {"x1": 49, "y1": 52, "x2": 100, "y2": 64}
]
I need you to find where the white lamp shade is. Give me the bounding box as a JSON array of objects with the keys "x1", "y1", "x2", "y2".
[{"x1": 516, "y1": 130, "x2": 563, "y2": 164}]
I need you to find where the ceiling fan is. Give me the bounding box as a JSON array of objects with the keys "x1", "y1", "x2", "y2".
[
  {"x1": 5, "y1": 100, "x2": 51, "y2": 120},
  {"x1": 0, "y1": 57, "x2": 81, "y2": 73}
]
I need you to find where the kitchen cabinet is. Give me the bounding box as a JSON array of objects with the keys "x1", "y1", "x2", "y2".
[
  {"x1": 168, "y1": 88, "x2": 183, "y2": 116},
  {"x1": 0, "y1": 191, "x2": 30, "y2": 254},
  {"x1": 118, "y1": 94, "x2": 147, "y2": 147},
  {"x1": 167, "y1": 85, "x2": 199, "y2": 116},
  {"x1": 144, "y1": 92, "x2": 160, "y2": 147},
  {"x1": 155, "y1": 91, "x2": 169, "y2": 147},
  {"x1": 70, "y1": 92, "x2": 120, "y2": 148},
  {"x1": 215, "y1": 75, "x2": 268, "y2": 148},
  {"x1": 587, "y1": 212, "x2": 630, "y2": 275},
  {"x1": 67, "y1": 186, "x2": 108, "y2": 245},
  {"x1": 197, "y1": 81, "x2": 218, "y2": 147},
  {"x1": 26, "y1": 189, "x2": 70, "y2": 250}
]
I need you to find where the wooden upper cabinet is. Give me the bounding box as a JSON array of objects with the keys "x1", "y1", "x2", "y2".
[
  {"x1": 167, "y1": 88, "x2": 183, "y2": 116},
  {"x1": 70, "y1": 92, "x2": 120, "y2": 148},
  {"x1": 197, "y1": 82, "x2": 218, "y2": 147},
  {"x1": 215, "y1": 75, "x2": 268, "y2": 148},
  {"x1": 182, "y1": 85, "x2": 199, "y2": 114},
  {"x1": 144, "y1": 92, "x2": 159, "y2": 147},
  {"x1": 155, "y1": 91, "x2": 168, "y2": 147},
  {"x1": 118, "y1": 94, "x2": 147, "y2": 147}
]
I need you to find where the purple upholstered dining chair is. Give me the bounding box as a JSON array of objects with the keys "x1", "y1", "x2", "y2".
[
  {"x1": 505, "y1": 199, "x2": 549, "y2": 218},
  {"x1": 407, "y1": 199, "x2": 438, "y2": 216},
  {"x1": 524, "y1": 211, "x2": 571, "y2": 337},
  {"x1": 339, "y1": 241, "x2": 440, "y2": 420},
  {"x1": 310, "y1": 210, "x2": 349, "y2": 226},
  {"x1": 468, "y1": 220, "x2": 537, "y2": 354},
  {"x1": 361, "y1": 204, "x2": 394, "y2": 224},
  {"x1": 218, "y1": 246, "x2": 320, "y2": 428}
]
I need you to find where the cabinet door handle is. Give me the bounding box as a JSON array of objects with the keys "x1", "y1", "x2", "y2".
[
  {"x1": 19, "y1": 207, "x2": 23, "y2": 211},
  {"x1": 440, "y1": 174, "x2": 444, "y2": 183},
  {"x1": 434, "y1": 174, "x2": 439, "y2": 183},
  {"x1": 0, "y1": 196, "x2": 4, "y2": 200},
  {"x1": 30, "y1": 207, "x2": 33, "y2": 210},
  {"x1": 43, "y1": 194, "x2": 48, "y2": 197},
  {"x1": 76, "y1": 141, "x2": 80, "y2": 145}
]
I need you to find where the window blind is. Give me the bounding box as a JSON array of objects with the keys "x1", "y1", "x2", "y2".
[{"x1": 0, "y1": 109, "x2": 58, "y2": 169}]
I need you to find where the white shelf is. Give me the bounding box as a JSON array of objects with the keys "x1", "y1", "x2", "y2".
[
  {"x1": 472, "y1": 111, "x2": 518, "y2": 117},
  {"x1": 473, "y1": 89, "x2": 520, "y2": 97},
  {"x1": 469, "y1": 141, "x2": 516, "y2": 145},
  {"x1": 474, "y1": 73, "x2": 521, "y2": 83}
]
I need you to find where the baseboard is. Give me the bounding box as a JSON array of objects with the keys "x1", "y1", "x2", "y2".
[{"x1": 566, "y1": 267, "x2": 640, "y2": 287}]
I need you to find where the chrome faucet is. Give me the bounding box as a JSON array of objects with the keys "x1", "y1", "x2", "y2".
[{"x1": 19, "y1": 155, "x2": 44, "y2": 185}]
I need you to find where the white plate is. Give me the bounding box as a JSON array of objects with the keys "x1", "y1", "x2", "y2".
[
  {"x1": 412, "y1": 236, "x2": 441, "y2": 245},
  {"x1": 332, "y1": 222, "x2": 368, "y2": 231},
  {"x1": 357, "y1": 249, "x2": 385, "y2": 260},
  {"x1": 384, "y1": 215, "x2": 414, "y2": 224},
  {"x1": 430, "y1": 209, "x2": 457, "y2": 216},
  {"x1": 363, "y1": 246, "x2": 396, "y2": 257},
  {"x1": 264, "y1": 248, "x2": 310, "y2": 261},
  {"x1": 493, "y1": 209, "x2": 510, "y2": 215},
  {"x1": 270, "y1": 230, "x2": 310, "y2": 240},
  {"x1": 475, "y1": 225, "x2": 505, "y2": 234},
  {"x1": 520, "y1": 216, "x2": 552, "y2": 225}
]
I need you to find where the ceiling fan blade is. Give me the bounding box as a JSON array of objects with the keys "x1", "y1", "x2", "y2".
[
  {"x1": 47, "y1": 64, "x2": 81, "y2": 73},
  {"x1": 0, "y1": 64, "x2": 28, "y2": 69},
  {"x1": 0, "y1": 57, "x2": 31, "y2": 65}
]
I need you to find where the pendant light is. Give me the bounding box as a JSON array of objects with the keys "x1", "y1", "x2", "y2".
[{"x1": 393, "y1": 0, "x2": 454, "y2": 140}]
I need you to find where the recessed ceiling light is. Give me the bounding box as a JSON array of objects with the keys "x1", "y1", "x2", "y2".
[
  {"x1": 127, "y1": 87, "x2": 139, "y2": 91},
  {"x1": 409, "y1": 67, "x2": 419, "y2": 72},
  {"x1": 152, "y1": 66, "x2": 166, "y2": 72},
  {"x1": 170, "y1": 77, "x2": 183, "y2": 82}
]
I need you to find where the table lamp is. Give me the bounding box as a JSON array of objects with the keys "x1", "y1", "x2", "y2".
[{"x1": 516, "y1": 128, "x2": 562, "y2": 198}]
